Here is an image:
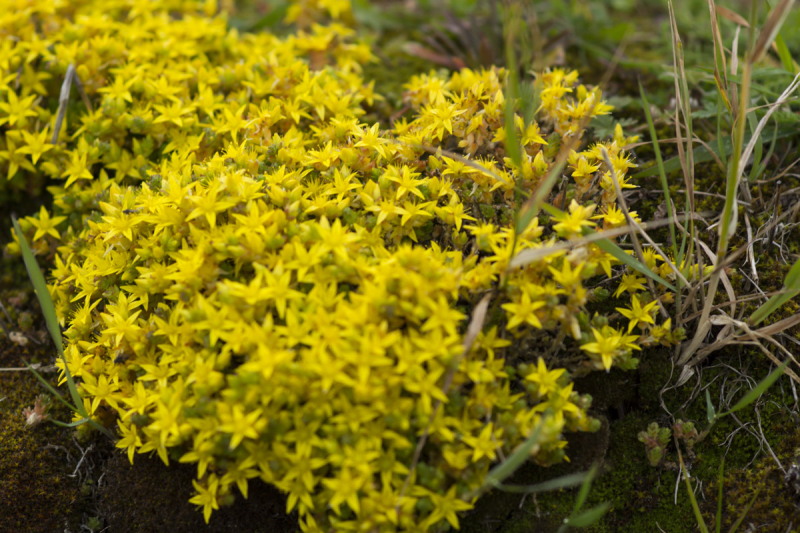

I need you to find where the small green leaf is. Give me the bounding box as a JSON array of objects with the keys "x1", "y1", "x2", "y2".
[{"x1": 706, "y1": 390, "x2": 717, "y2": 424}]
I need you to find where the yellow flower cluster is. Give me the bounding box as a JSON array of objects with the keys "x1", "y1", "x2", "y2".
[{"x1": 2, "y1": 0, "x2": 680, "y2": 530}]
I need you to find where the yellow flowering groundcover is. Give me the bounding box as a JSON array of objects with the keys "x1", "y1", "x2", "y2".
[{"x1": 1, "y1": 0, "x2": 682, "y2": 530}]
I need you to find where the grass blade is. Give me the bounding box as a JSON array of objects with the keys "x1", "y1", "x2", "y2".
[
  {"x1": 50, "y1": 418, "x2": 92, "y2": 428},
  {"x1": 716, "y1": 458, "x2": 724, "y2": 533},
  {"x1": 24, "y1": 360, "x2": 78, "y2": 413},
  {"x1": 12, "y1": 216, "x2": 62, "y2": 355},
  {"x1": 555, "y1": 464, "x2": 609, "y2": 532},
  {"x1": 12, "y1": 216, "x2": 87, "y2": 419},
  {"x1": 639, "y1": 83, "x2": 677, "y2": 260},
  {"x1": 678, "y1": 448, "x2": 710, "y2": 533},
  {"x1": 248, "y1": 1, "x2": 288, "y2": 31},
  {"x1": 562, "y1": 503, "x2": 612, "y2": 528},
  {"x1": 721, "y1": 359, "x2": 787, "y2": 416},
  {"x1": 728, "y1": 485, "x2": 761, "y2": 533},
  {"x1": 591, "y1": 236, "x2": 676, "y2": 292},
  {"x1": 774, "y1": 31, "x2": 797, "y2": 73},
  {"x1": 746, "y1": 112, "x2": 763, "y2": 183},
  {"x1": 495, "y1": 471, "x2": 588, "y2": 494},
  {"x1": 752, "y1": 0, "x2": 796, "y2": 63},
  {"x1": 481, "y1": 416, "x2": 546, "y2": 490},
  {"x1": 538, "y1": 203, "x2": 676, "y2": 291},
  {"x1": 753, "y1": 119, "x2": 779, "y2": 180},
  {"x1": 706, "y1": 389, "x2": 717, "y2": 424},
  {"x1": 502, "y1": 4, "x2": 523, "y2": 171},
  {"x1": 572, "y1": 463, "x2": 599, "y2": 512},
  {"x1": 632, "y1": 127, "x2": 796, "y2": 179},
  {"x1": 749, "y1": 257, "x2": 800, "y2": 325}
]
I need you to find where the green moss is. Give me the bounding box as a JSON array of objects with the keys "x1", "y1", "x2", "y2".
[
  {"x1": 702, "y1": 421, "x2": 800, "y2": 533},
  {"x1": 0, "y1": 339, "x2": 83, "y2": 533},
  {"x1": 476, "y1": 343, "x2": 800, "y2": 532}
]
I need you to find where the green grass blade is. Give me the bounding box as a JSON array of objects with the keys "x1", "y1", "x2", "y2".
[
  {"x1": 592, "y1": 237, "x2": 676, "y2": 292},
  {"x1": 716, "y1": 97, "x2": 726, "y2": 172},
  {"x1": 516, "y1": 156, "x2": 570, "y2": 234},
  {"x1": 716, "y1": 459, "x2": 724, "y2": 533},
  {"x1": 722, "y1": 360, "x2": 788, "y2": 416},
  {"x1": 728, "y1": 486, "x2": 761, "y2": 533},
  {"x1": 482, "y1": 417, "x2": 546, "y2": 490},
  {"x1": 496, "y1": 471, "x2": 588, "y2": 494},
  {"x1": 754, "y1": 119, "x2": 779, "y2": 180},
  {"x1": 52, "y1": 417, "x2": 116, "y2": 438},
  {"x1": 679, "y1": 449, "x2": 710, "y2": 533},
  {"x1": 50, "y1": 418, "x2": 92, "y2": 428},
  {"x1": 768, "y1": 0, "x2": 797, "y2": 73},
  {"x1": 556, "y1": 464, "x2": 609, "y2": 532},
  {"x1": 24, "y1": 360, "x2": 78, "y2": 413},
  {"x1": 632, "y1": 127, "x2": 796, "y2": 179},
  {"x1": 502, "y1": 6, "x2": 523, "y2": 171},
  {"x1": 706, "y1": 389, "x2": 717, "y2": 424},
  {"x1": 563, "y1": 502, "x2": 612, "y2": 528},
  {"x1": 247, "y1": 1, "x2": 288, "y2": 31},
  {"x1": 572, "y1": 463, "x2": 599, "y2": 512},
  {"x1": 12, "y1": 217, "x2": 62, "y2": 355},
  {"x1": 775, "y1": 32, "x2": 796, "y2": 73},
  {"x1": 26, "y1": 360, "x2": 115, "y2": 438},
  {"x1": 12, "y1": 216, "x2": 87, "y2": 418},
  {"x1": 747, "y1": 112, "x2": 763, "y2": 183},
  {"x1": 639, "y1": 82, "x2": 677, "y2": 260},
  {"x1": 538, "y1": 203, "x2": 676, "y2": 291},
  {"x1": 749, "y1": 257, "x2": 800, "y2": 325}
]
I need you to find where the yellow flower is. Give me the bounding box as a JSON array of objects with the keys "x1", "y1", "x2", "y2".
[
  {"x1": 29, "y1": 206, "x2": 66, "y2": 241},
  {"x1": 552, "y1": 200, "x2": 596, "y2": 237},
  {"x1": 218, "y1": 404, "x2": 266, "y2": 450},
  {"x1": 424, "y1": 485, "x2": 473, "y2": 529},
  {"x1": 79, "y1": 373, "x2": 120, "y2": 414},
  {"x1": 580, "y1": 326, "x2": 626, "y2": 371},
  {"x1": 614, "y1": 273, "x2": 646, "y2": 298},
  {"x1": 503, "y1": 291, "x2": 546, "y2": 329},
  {"x1": 321, "y1": 468, "x2": 365, "y2": 516},
  {"x1": 189, "y1": 474, "x2": 220, "y2": 524},
  {"x1": 617, "y1": 296, "x2": 659, "y2": 332},
  {"x1": 525, "y1": 358, "x2": 566, "y2": 396},
  {"x1": 462, "y1": 423, "x2": 504, "y2": 462}
]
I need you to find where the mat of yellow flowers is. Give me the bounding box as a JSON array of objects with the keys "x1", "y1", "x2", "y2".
[{"x1": 2, "y1": 0, "x2": 680, "y2": 530}]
